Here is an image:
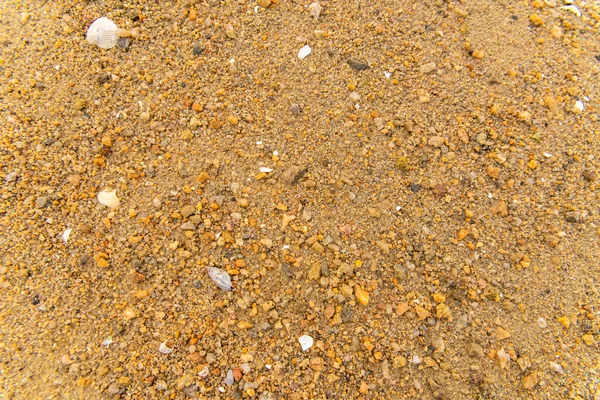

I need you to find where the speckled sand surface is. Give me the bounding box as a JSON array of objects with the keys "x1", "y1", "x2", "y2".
[{"x1": 1, "y1": 0, "x2": 599, "y2": 398}]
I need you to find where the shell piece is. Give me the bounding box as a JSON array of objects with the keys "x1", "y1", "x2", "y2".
[
  {"x1": 98, "y1": 189, "x2": 120, "y2": 208},
  {"x1": 298, "y1": 334, "x2": 314, "y2": 351},
  {"x1": 298, "y1": 45, "x2": 312, "y2": 60},
  {"x1": 207, "y1": 267, "x2": 232, "y2": 291},
  {"x1": 159, "y1": 342, "x2": 173, "y2": 354},
  {"x1": 87, "y1": 17, "x2": 119, "y2": 49},
  {"x1": 62, "y1": 228, "x2": 72, "y2": 243},
  {"x1": 308, "y1": 2, "x2": 322, "y2": 19}
]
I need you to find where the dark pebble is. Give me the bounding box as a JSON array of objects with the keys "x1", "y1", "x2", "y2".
[
  {"x1": 410, "y1": 183, "x2": 421, "y2": 193},
  {"x1": 192, "y1": 44, "x2": 204, "y2": 55},
  {"x1": 347, "y1": 59, "x2": 369, "y2": 71},
  {"x1": 289, "y1": 104, "x2": 302, "y2": 115},
  {"x1": 117, "y1": 37, "x2": 131, "y2": 51}
]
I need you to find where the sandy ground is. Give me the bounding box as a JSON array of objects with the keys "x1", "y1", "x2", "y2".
[{"x1": 1, "y1": 0, "x2": 600, "y2": 398}]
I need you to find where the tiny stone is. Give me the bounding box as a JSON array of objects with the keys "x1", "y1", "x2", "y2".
[
  {"x1": 290, "y1": 104, "x2": 302, "y2": 114},
  {"x1": 347, "y1": 59, "x2": 369, "y2": 70}
]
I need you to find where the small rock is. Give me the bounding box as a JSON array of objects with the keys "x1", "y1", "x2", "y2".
[
  {"x1": 181, "y1": 205, "x2": 195, "y2": 218},
  {"x1": 107, "y1": 383, "x2": 120, "y2": 395},
  {"x1": 308, "y1": 2, "x2": 322, "y2": 19},
  {"x1": 496, "y1": 327, "x2": 511, "y2": 340},
  {"x1": 537, "y1": 317, "x2": 547, "y2": 329},
  {"x1": 354, "y1": 286, "x2": 369, "y2": 305},
  {"x1": 180, "y1": 221, "x2": 195, "y2": 230},
  {"x1": 192, "y1": 44, "x2": 204, "y2": 55},
  {"x1": 471, "y1": 50, "x2": 485, "y2": 59},
  {"x1": 467, "y1": 343, "x2": 484, "y2": 358},
  {"x1": 428, "y1": 136, "x2": 445, "y2": 147},
  {"x1": 349, "y1": 91, "x2": 361, "y2": 102},
  {"x1": 289, "y1": 104, "x2": 302, "y2": 114},
  {"x1": 565, "y1": 211, "x2": 582, "y2": 223},
  {"x1": 257, "y1": 0, "x2": 271, "y2": 7},
  {"x1": 347, "y1": 59, "x2": 369, "y2": 71},
  {"x1": 522, "y1": 373, "x2": 538, "y2": 390},
  {"x1": 308, "y1": 263, "x2": 321, "y2": 280},
  {"x1": 36, "y1": 196, "x2": 48, "y2": 208},
  {"x1": 419, "y1": 62, "x2": 437, "y2": 75}
]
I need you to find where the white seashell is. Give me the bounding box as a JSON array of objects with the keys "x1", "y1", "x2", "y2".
[
  {"x1": 537, "y1": 317, "x2": 547, "y2": 329},
  {"x1": 86, "y1": 17, "x2": 127, "y2": 49},
  {"x1": 298, "y1": 334, "x2": 313, "y2": 351},
  {"x1": 159, "y1": 342, "x2": 173, "y2": 354},
  {"x1": 62, "y1": 228, "x2": 72, "y2": 243},
  {"x1": 573, "y1": 100, "x2": 584, "y2": 113},
  {"x1": 101, "y1": 336, "x2": 113, "y2": 347},
  {"x1": 207, "y1": 267, "x2": 232, "y2": 291},
  {"x1": 98, "y1": 189, "x2": 120, "y2": 208},
  {"x1": 259, "y1": 166, "x2": 273, "y2": 173},
  {"x1": 198, "y1": 365, "x2": 210, "y2": 378},
  {"x1": 298, "y1": 45, "x2": 312, "y2": 60},
  {"x1": 308, "y1": 2, "x2": 322, "y2": 20}
]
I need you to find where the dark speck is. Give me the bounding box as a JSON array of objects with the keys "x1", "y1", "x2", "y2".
[
  {"x1": 511, "y1": 15, "x2": 518, "y2": 21},
  {"x1": 192, "y1": 44, "x2": 204, "y2": 55},
  {"x1": 410, "y1": 183, "x2": 421, "y2": 193},
  {"x1": 347, "y1": 59, "x2": 369, "y2": 71},
  {"x1": 32, "y1": 295, "x2": 40, "y2": 305}
]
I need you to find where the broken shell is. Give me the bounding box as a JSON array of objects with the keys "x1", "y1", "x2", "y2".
[
  {"x1": 97, "y1": 189, "x2": 120, "y2": 208},
  {"x1": 61, "y1": 228, "x2": 72, "y2": 243},
  {"x1": 86, "y1": 17, "x2": 130, "y2": 49},
  {"x1": 298, "y1": 45, "x2": 312, "y2": 60},
  {"x1": 101, "y1": 336, "x2": 114, "y2": 347},
  {"x1": 308, "y1": 2, "x2": 322, "y2": 20},
  {"x1": 298, "y1": 334, "x2": 314, "y2": 351},
  {"x1": 207, "y1": 267, "x2": 232, "y2": 291},
  {"x1": 61, "y1": 354, "x2": 75, "y2": 365},
  {"x1": 159, "y1": 342, "x2": 173, "y2": 354}
]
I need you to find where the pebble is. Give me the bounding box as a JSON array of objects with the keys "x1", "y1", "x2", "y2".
[
  {"x1": 180, "y1": 205, "x2": 195, "y2": 218},
  {"x1": 36, "y1": 196, "x2": 48, "y2": 208},
  {"x1": 354, "y1": 286, "x2": 369, "y2": 305},
  {"x1": 347, "y1": 59, "x2": 369, "y2": 70},
  {"x1": 349, "y1": 91, "x2": 361, "y2": 102},
  {"x1": 308, "y1": 2, "x2": 322, "y2": 19},
  {"x1": 419, "y1": 62, "x2": 437, "y2": 74},
  {"x1": 537, "y1": 317, "x2": 547, "y2": 328}
]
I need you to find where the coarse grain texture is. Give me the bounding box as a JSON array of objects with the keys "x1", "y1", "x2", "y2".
[{"x1": 0, "y1": 0, "x2": 599, "y2": 399}]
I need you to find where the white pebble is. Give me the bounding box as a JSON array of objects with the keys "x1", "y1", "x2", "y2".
[
  {"x1": 349, "y1": 92, "x2": 361, "y2": 102},
  {"x1": 207, "y1": 267, "x2": 232, "y2": 291},
  {"x1": 537, "y1": 317, "x2": 547, "y2": 329},
  {"x1": 298, "y1": 335, "x2": 314, "y2": 351},
  {"x1": 298, "y1": 45, "x2": 312, "y2": 60},
  {"x1": 412, "y1": 355, "x2": 421, "y2": 365}
]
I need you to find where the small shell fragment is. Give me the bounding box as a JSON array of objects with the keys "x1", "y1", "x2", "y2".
[
  {"x1": 308, "y1": 2, "x2": 322, "y2": 20},
  {"x1": 550, "y1": 361, "x2": 564, "y2": 374},
  {"x1": 573, "y1": 100, "x2": 584, "y2": 113},
  {"x1": 62, "y1": 228, "x2": 72, "y2": 243},
  {"x1": 298, "y1": 45, "x2": 312, "y2": 60},
  {"x1": 207, "y1": 267, "x2": 232, "y2": 291},
  {"x1": 537, "y1": 317, "x2": 547, "y2": 328},
  {"x1": 223, "y1": 369, "x2": 234, "y2": 386},
  {"x1": 560, "y1": 5, "x2": 581, "y2": 17},
  {"x1": 298, "y1": 335, "x2": 314, "y2": 351},
  {"x1": 259, "y1": 166, "x2": 273, "y2": 173},
  {"x1": 159, "y1": 342, "x2": 173, "y2": 354},
  {"x1": 98, "y1": 189, "x2": 120, "y2": 208},
  {"x1": 101, "y1": 336, "x2": 114, "y2": 347}
]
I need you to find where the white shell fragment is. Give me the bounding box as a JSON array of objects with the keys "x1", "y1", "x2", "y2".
[
  {"x1": 308, "y1": 2, "x2": 322, "y2": 20},
  {"x1": 159, "y1": 342, "x2": 173, "y2": 354},
  {"x1": 550, "y1": 361, "x2": 564, "y2": 374},
  {"x1": 224, "y1": 369, "x2": 234, "y2": 385},
  {"x1": 259, "y1": 166, "x2": 273, "y2": 173},
  {"x1": 207, "y1": 267, "x2": 232, "y2": 291},
  {"x1": 560, "y1": 5, "x2": 581, "y2": 17},
  {"x1": 101, "y1": 336, "x2": 113, "y2": 347},
  {"x1": 98, "y1": 189, "x2": 120, "y2": 208},
  {"x1": 62, "y1": 228, "x2": 72, "y2": 243},
  {"x1": 87, "y1": 17, "x2": 120, "y2": 49},
  {"x1": 573, "y1": 100, "x2": 584, "y2": 113},
  {"x1": 298, "y1": 45, "x2": 312, "y2": 60},
  {"x1": 298, "y1": 335, "x2": 314, "y2": 351}
]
